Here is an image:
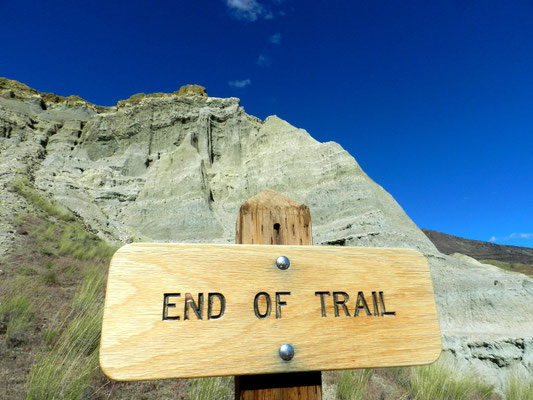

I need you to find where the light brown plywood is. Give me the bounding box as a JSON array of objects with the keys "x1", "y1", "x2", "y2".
[{"x1": 100, "y1": 244, "x2": 441, "y2": 380}]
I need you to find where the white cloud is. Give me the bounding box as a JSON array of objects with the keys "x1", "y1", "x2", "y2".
[
  {"x1": 488, "y1": 233, "x2": 533, "y2": 243},
  {"x1": 224, "y1": 0, "x2": 283, "y2": 21},
  {"x1": 270, "y1": 32, "x2": 281, "y2": 44},
  {"x1": 225, "y1": 0, "x2": 264, "y2": 21},
  {"x1": 228, "y1": 79, "x2": 251, "y2": 88},
  {"x1": 512, "y1": 233, "x2": 533, "y2": 239},
  {"x1": 256, "y1": 54, "x2": 272, "y2": 67}
]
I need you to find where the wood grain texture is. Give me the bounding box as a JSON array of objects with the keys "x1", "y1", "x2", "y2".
[
  {"x1": 236, "y1": 189, "x2": 312, "y2": 246},
  {"x1": 235, "y1": 372, "x2": 322, "y2": 400},
  {"x1": 234, "y1": 189, "x2": 320, "y2": 400},
  {"x1": 99, "y1": 244, "x2": 442, "y2": 380}
]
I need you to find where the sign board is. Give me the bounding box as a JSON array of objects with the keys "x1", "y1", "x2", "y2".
[{"x1": 100, "y1": 244, "x2": 441, "y2": 380}]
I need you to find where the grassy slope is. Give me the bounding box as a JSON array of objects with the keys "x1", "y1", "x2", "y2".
[{"x1": 0, "y1": 177, "x2": 187, "y2": 399}]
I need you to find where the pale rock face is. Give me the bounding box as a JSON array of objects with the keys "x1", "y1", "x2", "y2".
[
  {"x1": 0, "y1": 78, "x2": 532, "y2": 387},
  {"x1": 450, "y1": 252, "x2": 503, "y2": 272}
]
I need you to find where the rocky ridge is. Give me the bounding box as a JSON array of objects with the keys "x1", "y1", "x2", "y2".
[{"x1": 1, "y1": 77, "x2": 532, "y2": 388}]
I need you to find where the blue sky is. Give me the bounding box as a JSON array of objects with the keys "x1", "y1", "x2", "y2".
[{"x1": 1, "y1": 1, "x2": 531, "y2": 247}]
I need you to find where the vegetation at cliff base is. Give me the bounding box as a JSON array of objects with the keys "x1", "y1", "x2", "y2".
[
  {"x1": 1, "y1": 174, "x2": 116, "y2": 399},
  {"x1": 322, "y1": 355, "x2": 499, "y2": 400},
  {"x1": 504, "y1": 370, "x2": 533, "y2": 400},
  {"x1": 8, "y1": 176, "x2": 74, "y2": 222},
  {"x1": 26, "y1": 268, "x2": 104, "y2": 399}
]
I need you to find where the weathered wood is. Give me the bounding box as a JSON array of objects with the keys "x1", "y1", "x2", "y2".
[
  {"x1": 236, "y1": 190, "x2": 312, "y2": 246},
  {"x1": 235, "y1": 372, "x2": 322, "y2": 400},
  {"x1": 99, "y1": 243, "x2": 441, "y2": 380},
  {"x1": 235, "y1": 189, "x2": 320, "y2": 400}
]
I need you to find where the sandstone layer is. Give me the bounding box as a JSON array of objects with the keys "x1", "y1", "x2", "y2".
[{"x1": 1, "y1": 77, "x2": 532, "y2": 387}]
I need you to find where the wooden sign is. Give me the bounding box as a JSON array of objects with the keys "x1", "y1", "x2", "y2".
[{"x1": 100, "y1": 243, "x2": 441, "y2": 381}]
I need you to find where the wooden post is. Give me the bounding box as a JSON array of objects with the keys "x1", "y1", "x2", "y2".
[{"x1": 234, "y1": 189, "x2": 322, "y2": 400}]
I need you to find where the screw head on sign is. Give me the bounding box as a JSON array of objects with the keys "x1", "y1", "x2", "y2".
[
  {"x1": 279, "y1": 344, "x2": 295, "y2": 361},
  {"x1": 276, "y1": 256, "x2": 290, "y2": 270}
]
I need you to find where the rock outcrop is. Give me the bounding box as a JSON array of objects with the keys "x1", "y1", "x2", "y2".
[{"x1": 1, "y1": 77, "x2": 532, "y2": 387}]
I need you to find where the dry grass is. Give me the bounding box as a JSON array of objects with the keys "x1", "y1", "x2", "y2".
[
  {"x1": 1, "y1": 176, "x2": 187, "y2": 399},
  {"x1": 185, "y1": 377, "x2": 233, "y2": 400},
  {"x1": 404, "y1": 362, "x2": 494, "y2": 400},
  {"x1": 25, "y1": 245, "x2": 108, "y2": 399},
  {"x1": 0, "y1": 209, "x2": 115, "y2": 399},
  {"x1": 0, "y1": 292, "x2": 34, "y2": 347},
  {"x1": 58, "y1": 223, "x2": 115, "y2": 261},
  {"x1": 336, "y1": 369, "x2": 373, "y2": 400},
  {"x1": 26, "y1": 302, "x2": 103, "y2": 399},
  {"x1": 504, "y1": 369, "x2": 533, "y2": 400},
  {"x1": 322, "y1": 355, "x2": 499, "y2": 400}
]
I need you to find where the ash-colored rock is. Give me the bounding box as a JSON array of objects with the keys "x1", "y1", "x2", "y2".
[
  {"x1": 1, "y1": 78, "x2": 532, "y2": 387},
  {"x1": 450, "y1": 252, "x2": 503, "y2": 272}
]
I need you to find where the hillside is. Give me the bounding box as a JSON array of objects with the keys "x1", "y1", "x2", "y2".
[
  {"x1": 423, "y1": 229, "x2": 533, "y2": 277},
  {"x1": 422, "y1": 229, "x2": 533, "y2": 264}
]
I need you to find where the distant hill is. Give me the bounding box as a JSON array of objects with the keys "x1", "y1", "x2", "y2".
[{"x1": 422, "y1": 229, "x2": 533, "y2": 264}]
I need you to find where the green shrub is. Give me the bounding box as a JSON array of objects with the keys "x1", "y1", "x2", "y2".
[
  {"x1": 40, "y1": 245, "x2": 56, "y2": 256},
  {"x1": 0, "y1": 294, "x2": 34, "y2": 346},
  {"x1": 186, "y1": 377, "x2": 233, "y2": 400},
  {"x1": 6, "y1": 316, "x2": 34, "y2": 346},
  {"x1": 336, "y1": 369, "x2": 372, "y2": 400},
  {"x1": 42, "y1": 270, "x2": 57, "y2": 285},
  {"x1": 0, "y1": 294, "x2": 32, "y2": 321}
]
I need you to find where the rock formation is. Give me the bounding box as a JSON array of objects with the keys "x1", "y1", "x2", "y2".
[{"x1": 1, "y1": 77, "x2": 532, "y2": 387}]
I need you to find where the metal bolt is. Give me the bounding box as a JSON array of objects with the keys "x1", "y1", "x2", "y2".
[
  {"x1": 276, "y1": 256, "x2": 290, "y2": 270},
  {"x1": 279, "y1": 344, "x2": 295, "y2": 361}
]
